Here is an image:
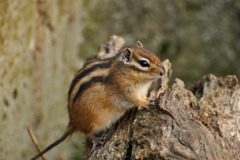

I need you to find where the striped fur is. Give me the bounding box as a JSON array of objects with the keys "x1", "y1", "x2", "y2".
[
  {"x1": 67, "y1": 45, "x2": 164, "y2": 135},
  {"x1": 68, "y1": 59, "x2": 113, "y2": 104},
  {"x1": 68, "y1": 61, "x2": 111, "y2": 97},
  {"x1": 73, "y1": 76, "x2": 105, "y2": 102},
  {"x1": 30, "y1": 43, "x2": 164, "y2": 160}
]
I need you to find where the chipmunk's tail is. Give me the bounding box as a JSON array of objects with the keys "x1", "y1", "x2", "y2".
[{"x1": 31, "y1": 128, "x2": 74, "y2": 160}]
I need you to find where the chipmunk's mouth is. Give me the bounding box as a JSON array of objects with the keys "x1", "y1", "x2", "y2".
[{"x1": 149, "y1": 75, "x2": 161, "y2": 80}]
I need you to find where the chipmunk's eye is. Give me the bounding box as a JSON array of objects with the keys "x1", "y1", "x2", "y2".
[{"x1": 138, "y1": 60, "x2": 150, "y2": 67}]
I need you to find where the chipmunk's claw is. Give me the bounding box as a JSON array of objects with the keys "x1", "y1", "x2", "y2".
[
  {"x1": 142, "y1": 99, "x2": 157, "y2": 110},
  {"x1": 149, "y1": 99, "x2": 157, "y2": 106}
]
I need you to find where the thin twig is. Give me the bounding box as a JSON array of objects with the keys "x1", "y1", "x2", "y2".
[{"x1": 27, "y1": 124, "x2": 47, "y2": 160}]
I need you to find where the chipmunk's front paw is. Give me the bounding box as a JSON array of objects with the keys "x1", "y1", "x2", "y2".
[
  {"x1": 149, "y1": 99, "x2": 157, "y2": 106},
  {"x1": 140, "y1": 99, "x2": 157, "y2": 110}
]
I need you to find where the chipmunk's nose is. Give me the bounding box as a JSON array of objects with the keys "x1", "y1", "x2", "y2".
[{"x1": 159, "y1": 67, "x2": 165, "y2": 76}]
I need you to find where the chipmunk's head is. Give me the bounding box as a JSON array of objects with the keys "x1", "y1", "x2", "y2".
[{"x1": 118, "y1": 41, "x2": 165, "y2": 83}]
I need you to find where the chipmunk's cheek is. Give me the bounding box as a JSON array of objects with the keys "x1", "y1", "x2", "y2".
[{"x1": 149, "y1": 71, "x2": 161, "y2": 80}]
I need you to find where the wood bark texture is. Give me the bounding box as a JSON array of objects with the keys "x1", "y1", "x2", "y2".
[{"x1": 82, "y1": 35, "x2": 240, "y2": 160}]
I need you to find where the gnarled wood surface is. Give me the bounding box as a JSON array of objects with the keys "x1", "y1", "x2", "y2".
[{"x1": 82, "y1": 35, "x2": 240, "y2": 160}]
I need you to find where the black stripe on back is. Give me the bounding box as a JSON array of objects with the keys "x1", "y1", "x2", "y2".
[
  {"x1": 68, "y1": 61, "x2": 112, "y2": 98},
  {"x1": 73, "y1": 76, "x2": 105, "y2": 103}
]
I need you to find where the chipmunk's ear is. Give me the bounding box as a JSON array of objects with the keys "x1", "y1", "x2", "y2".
[
  {"x1": 136, "y1": 41, "x2": 143, "y2": 48},
  {"x1": 122, "y1": 48, "x2": 133, "y2": 63}
]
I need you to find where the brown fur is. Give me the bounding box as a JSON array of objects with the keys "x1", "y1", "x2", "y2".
[
  {"x1": 31, "y1": 42, "x2": 164, "y2": 160},
  {"x1": 68, "y1": 46, "x2": 163, "y2": 135}
]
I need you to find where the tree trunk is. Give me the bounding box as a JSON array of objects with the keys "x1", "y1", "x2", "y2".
[{"x1": 82, "y1": 35, "x2": 240, "y2": 160}]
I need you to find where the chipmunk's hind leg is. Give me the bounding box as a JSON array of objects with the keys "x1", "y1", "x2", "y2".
[{"x1": 87, "y1": 133, "x2": 111, "y2": 151}]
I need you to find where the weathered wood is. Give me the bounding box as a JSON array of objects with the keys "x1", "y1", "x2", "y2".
[{"x1": 82, "y1": 35, "x2": 240, "y2": 160}]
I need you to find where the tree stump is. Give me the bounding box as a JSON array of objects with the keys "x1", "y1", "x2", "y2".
[{"x1": 82, "y1": 35, "x2": 240, "y2": 160}]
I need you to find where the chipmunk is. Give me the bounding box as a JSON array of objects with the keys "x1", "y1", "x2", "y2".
[{"x1": 31, "y1": 41, "x2": 165, "y2": 160}]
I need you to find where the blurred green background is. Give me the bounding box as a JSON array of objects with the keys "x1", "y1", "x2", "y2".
[{"x1": 80, "y1": 0, "x2": 240, "y2": 87}]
